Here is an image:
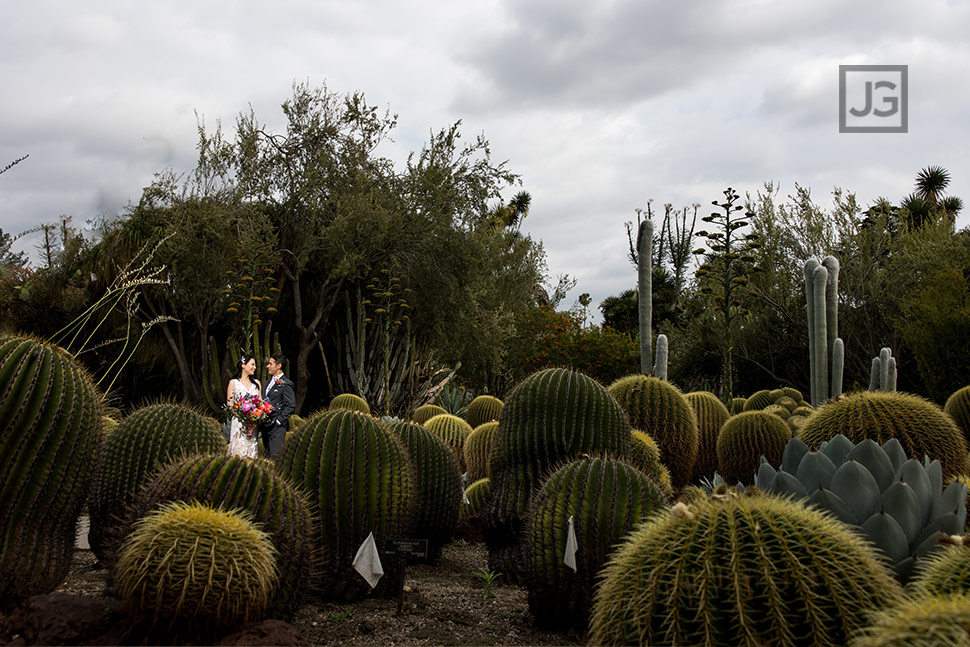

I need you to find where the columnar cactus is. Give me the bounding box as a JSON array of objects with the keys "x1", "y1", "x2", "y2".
[
  {"x1": 388, "y1": 421, "x2": 463, "y2": 563},
  {"x1": 424, "y1": 413, "x2": 473, "y2": 472},
  {"x1": 118, "y1": 455, "x2": 316, "y2": 618},
  {"x1": 329, "y1": 392, "x2": 371, "y2": 414},
  {"x1": 608, "y1": 374, "x2": 698, "y2": 488},
  {"x1": 589, "y1": 494, "x2": 904, "y2": 647},
  {"x1": 0, "y1": 335, "x2": 104, "y2": 609},
  {"x1": 945, "y1": 385, "x2": 970, "y2": 444},
  {"x1": 804, "y1": 256, "x2": 844, "y2": 406},
  {"x1": 797, "y1": 391, "x2": 968, "y2": 479},
  {"x1": 464, "y1": 421, "x2": 499, "y2": 483},
  {"x1": 465, "y1": 395, "x2": 504, "y2": 429},
  {"x1": 636, "y1": 216, "x2": 669, "y2": 379},
  {"x1": 88, "y1": 402, "x2": 225, "y2": 562},
  {"x1": 868, "y1": 346, "x2": 898, "y2": 392},
  {"x1": 756, "y1": 434, "x2": 967, "y2": 583},
  {"x1": 114, "y1": 501, "x2": 278, "y2": 641},
  {"x1": 685, "y1": 391, "x2": 730, "y2": 481},
  {"x1": 412, "y1": 404, "x2": 447, "y2": 425},
  {"x1": 523, "y1": 457, "x2": 666, "y2": 629},
  {"x1": 276, "y1": 409, "x2": 413, "y2": 600},
  {"x1": 716, "y1": 410, "x2": 791, "y2": 484},
  {"x1": 484, "y1": 368, "x2": 630, "y2": 580}
]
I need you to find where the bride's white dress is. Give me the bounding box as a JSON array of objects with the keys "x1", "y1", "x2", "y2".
[{"x1": 227, "y1": 378, "x2": 260, "y2": 459}]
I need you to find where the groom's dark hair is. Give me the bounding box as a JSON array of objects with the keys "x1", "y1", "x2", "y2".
[{"x1": 271, "y1": 353, "x2": 287, "y2": 371}]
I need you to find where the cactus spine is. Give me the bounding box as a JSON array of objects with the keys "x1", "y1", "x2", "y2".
[
  {"x1": 424, "y1": 413, "x2": 473, "y2": 472},
  {"x1": 119, "y1": 455, "x2": 316, "y2": 618},
  {"x1": 0, "y1": 335, "x2": 104, "y2": 609},
  {"x1": 464, "y1": 421, "x2": 499, "y2": 483},
  {"x1": 465, "y1": 395, "x2": 504, "y2": 428},
  {"x1": 805, "y1": 256, "x2": 844, "y2": 406},
  {"x1": 412, "y1": 404, "x2": 447, "y2": 424},
  {"x1": 523, "y1": 456, "x2": 666, "y2": 629},
  {"x1": 483, "y1": 368, "x2": 630, "y2": 580},
  {"x1": 329, "y1": 392, "x2": 371, "y2": 414},
  {"x1": 589, "y1": 495, "x2": 904, "y2": 647},
  {"x1": 945, "y1": 385, "x2": 970, "y2": 444},
  {"x1": 88, "y1": 402, "x2": 225, "y2": 563},
  {"x1": 114, "y1": 501, "x2": 278, "y2": 640},
  {"x1": 851, "y1": 593, "x2": 970, "y2": 647},
  {"x1": 276, "y1": 409, "x2": 413, "y2": 601},
  {"x1": 608, "y1": 374, "x2": 697, "y2": 488},
  {"x1": 388, "y1": 421, "x2": 463, "y2": 563},
  {"x1": 685, "y1": 391, "x2": 731, "y2": 481},
  {"x1": 717, "y1": 410, "x2": 791, "y2": 484}
]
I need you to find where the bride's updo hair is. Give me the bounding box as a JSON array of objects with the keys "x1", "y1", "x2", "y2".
[{"x1": 232, "y1": 355, "x2": 256, "y2": 381}]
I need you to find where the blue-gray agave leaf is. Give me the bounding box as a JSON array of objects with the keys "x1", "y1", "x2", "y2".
[
  {"x1": 772, "y1": 471, "x2": 809, "y2": 499},
  {"x1": 846, "y1": 439, "x2": 895, "y2": 492},
  {"x1": 796, "y1": 451, "x2": 837, "y2": 492},
  {"x1": 860, "y1": 512, "x2": 910, "y2": 564},
  {"x1": 781, "y1": 437, "x2": 810, "y2": 475},
  {"x1": 896, "y1": 459, "x2": 933, "y2": 526},
  {"x1": 819, "y1": 434, "x2": 854, "y2": 467},
  {"x1": 807, "y1": 488, "x2": 858, "y2": 526},
  {"x1": 830, "y1": 460, "x2": 880, "y2": 521},
  {"x1": 879, "y1": 481, "x2": 922, "y2": 547},
  {"x1": 883, "y1": 438, "x2": 908, "y2": 472},
  {"x1": 755, "y1": 461, "x2": 777, "y2": 489}
]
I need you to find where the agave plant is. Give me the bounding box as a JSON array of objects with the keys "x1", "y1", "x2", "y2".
[{"x1": 755, "y1": 434, "x2": 967, "y2": 584}]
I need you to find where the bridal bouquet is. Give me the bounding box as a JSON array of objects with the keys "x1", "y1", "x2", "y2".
[{"x1": 228, "y1": 394, "x2": 274, "y2": 437}]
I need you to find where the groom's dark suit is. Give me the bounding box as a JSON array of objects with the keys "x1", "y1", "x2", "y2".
[{"x1": 261, "y1": 373, "x2": 295, "y2": 459}]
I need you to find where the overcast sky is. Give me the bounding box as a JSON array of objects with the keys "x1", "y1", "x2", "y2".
[{"x1": 2, "y1": 0, "x2": 968, "y2": 321}]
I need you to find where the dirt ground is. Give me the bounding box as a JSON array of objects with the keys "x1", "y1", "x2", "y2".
[{"x1": 56, "y1": 541, "x2": 588, "y2": 646}]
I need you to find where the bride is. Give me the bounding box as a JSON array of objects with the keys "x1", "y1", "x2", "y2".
[{"x1": 226, "y1": 355, "x2": 261, "y2": 459}]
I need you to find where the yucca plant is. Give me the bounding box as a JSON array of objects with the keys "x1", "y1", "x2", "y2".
[
  {"x1": 0, "y1": 334, "x2": 104, "y2": 609},
  {"x1": 755, "y1": 434, "x2": 967, "y2": 584},
  {"x1": 87, "y1": 401, "x2": 224, "y2": 563},
  {"x1": 590, "y1": 493, "x2": 904, "y2": 647},
  {"x1": 114, "y1": 501, "x2": 278, "y2": 642}
]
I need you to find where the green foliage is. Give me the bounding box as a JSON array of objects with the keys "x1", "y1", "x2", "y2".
[
  {"x1": 523, "y1": 456, "x2": 666, "y2": 629},
  {"x1": 424, "y1": 413, "x2": 473, "y2": 472},
  {"x1": 685, "y1": 391, "x2": 731, "y2": 481},
  {"x1": 329, "y1": 392, "x2": 371, "y2": 414},
  {"x1": 505, "y1": 305, "x2": 638, "y2": 386},
  {"x1": 608, "y1": 374, "x2": 698, "y2": 488},
  {"x1": 851, "y1": 593, "x2": 970, "y2": 647},
  {"x1": 483, "y1": 367, "x2": 630, "y2": 581},
  {"x1": 0, "y1": 335, "x2": 104, "y2": 609},
  {"x1": 756, "y1": 435, "x2": 968, "y2": 584},
  {"x1": 797, "y1": 391, "x2": 968, "y2": 479},
  {"x1": 88, "y1": 401, "x2": 224, "y2": 562},
  {"x1": 900, "y1": 268, "x2": 970, "y2": 403},
  {"x1": 589, "y1": 494, "x2": 904, "y2": 647},
  {"x1": 465, "y1": 395, "x2": 504, "y2": 429},
  {"x1": 114, "y1": 501, "x2": 278, "y2": 640},
  {"x1": 276, "y1": 409, "x2": 412, "y2": 601},
  {"x1": 475, "y1": 569, "x2": 502, "y2": 600},
  {"x1": 946, "y1": 386, "x2": 970, "y2": 444},
  {"x1": 464, "y1": 421, "x2": 499, "y2": 483},
  {"x1": 717, "y1": 411, "x2": 791, "y2": 484},
  {"x1": 388, "y1": 421, "x2": 463, "y2": 563},
  {"x1": 434, "y1": 383, "x2": 471, "y2": 418},
  {"x1": 119, "y1": 455, "x2": 316, "y2": 618}
]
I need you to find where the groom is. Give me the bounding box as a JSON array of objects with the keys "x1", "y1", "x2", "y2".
[{"x1": 260, "y1": 353, "x2": 296, "y2": 459}]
